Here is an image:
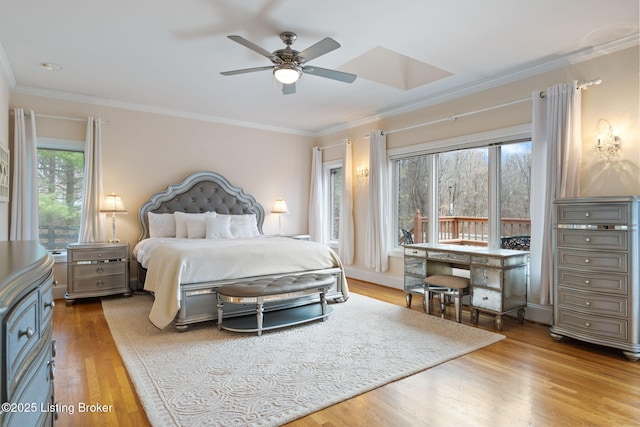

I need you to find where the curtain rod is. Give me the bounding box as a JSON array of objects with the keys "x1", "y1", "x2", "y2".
[
  {"x1": 316, "y1": 139, "x2": 352, "y2": 151},
  {"x1": 385, "y1": 78, "x2": 602, "y2": 136},
  {"x1": 10, "y1": 110, "x2": 108, "y2": 125}
]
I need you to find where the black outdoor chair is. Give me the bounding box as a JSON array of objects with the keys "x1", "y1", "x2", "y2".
[
  {"x1": 401, "y1": 229, "x2": 414, "y2": 245},
  {"x1": 500, "y1": 235, "x2": 530, "y2": 251}
]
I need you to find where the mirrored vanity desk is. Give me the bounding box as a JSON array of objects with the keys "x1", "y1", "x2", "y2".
[{"x1": 404, "y1": 243, "x2": 529, "y2": 330}]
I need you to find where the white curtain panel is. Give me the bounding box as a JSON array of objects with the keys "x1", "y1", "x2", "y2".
[
  {"x1": 9, "y1": 108, "x2": 38, "y2": 240},
  {"x1": 364, "y1": 130, "x2": 390, "y2": 272},
  {"x1": 79, "y1": 116, "x2": 105, "y2": 243},
  {"x1": 308, "y1": 147, "x2": 323, "y2": 243},
  {"x1": 530, "y1": 82, "x2": 582, "y2": 305},
  {"x1": 338, "y1": 139, "x2": 354, "y2": 264}
]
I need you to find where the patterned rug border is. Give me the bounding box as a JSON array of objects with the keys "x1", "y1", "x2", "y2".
[{"x1": 103, "y1": 293, "x2": 505, "y2": 426}]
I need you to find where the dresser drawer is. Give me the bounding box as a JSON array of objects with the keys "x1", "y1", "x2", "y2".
[
  {"x1": 556, "y1": 229, "x2": 627, "y2": 250},
  {"x1": 557, "y1": 269, "x2": 627, "y2": 294},
  {"x1": 71, "y1": 261, "x2": 127, "y2": 278},
  {"x1": 40, "y1": 277, "x2": 55, "y2": 331},
  {"x1": 70, "y1": 246, "x2": 127, "y2": 262},
  {"x1": 556, "y1": 203, "x2": 628, "y2": 225},
  {"x1": 471, "y1": 287, "x2": 502, "y2": 311},
  {"x1": 428, "y1": 251, "x2": 470, "y2": 264},
  {"x1": 4, "y1": 345, "x2": 53, "y2": 421},
  {"x1": 404, "y1": 247, "x2": 426, "y2": 258},
  {"x1": 470, "y1": 266, "x2": 502, "y2": 289},
  {"x1": 5, "y1": 290, "x2": 40, "y2": 390},
  {"x1": 72, "y1": 274, "x2": 127, "y2": 293},
  {"x1": 555, "y1": 308, "x2": 627, "y2": 341},
  {"x1": 556, "y1": 248, "x2": 627, "y2": 272},
  {"x1": 557, "y1": 288, "x2": 627, "y2": 317}
]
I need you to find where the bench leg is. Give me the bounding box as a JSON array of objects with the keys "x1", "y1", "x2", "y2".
[
  {"x1": 217, "y1": 299, "x2": 224, "y2": 330},
  {"x1": 256, "y1": 297, "x2": 264, "y2": 336},
  {"x1": 320, "y1": 291, "x2": 327, "y2": 321}
]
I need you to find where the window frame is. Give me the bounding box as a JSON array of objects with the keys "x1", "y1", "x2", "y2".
[
  {"x1": 388, "y1": 124, "x2": 531, "y2": 256},
  {"x1": 322, "y1": 159, "x2": 343, "y2": 248},
  {"x1": 36, "y1": 137, "x2": 85, "y2": 253}
]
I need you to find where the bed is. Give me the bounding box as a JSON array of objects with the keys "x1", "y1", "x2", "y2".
[{"x1": 133, "y1": 171, "x2": 348, "y2": 330}]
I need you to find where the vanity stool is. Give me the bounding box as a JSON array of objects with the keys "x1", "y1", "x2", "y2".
[{"x1": 423, "y1": 274, "x2": 470, "y2": 323}]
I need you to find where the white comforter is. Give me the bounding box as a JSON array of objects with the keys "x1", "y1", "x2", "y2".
[{"x1": 133, "y1": 237, "x2": 348, "y2": 328}]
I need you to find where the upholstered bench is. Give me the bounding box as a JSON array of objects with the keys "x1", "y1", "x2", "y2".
[
  {"x1": 424, "y1": 274, "x2": 470, "y2": 323},
  {"x1": 216, "y1": 273, "x2": 335, "y2": 336}
]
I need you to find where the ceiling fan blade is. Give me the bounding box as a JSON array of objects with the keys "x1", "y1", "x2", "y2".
[
  {"x1": 302, "y1": 66, "x2": 357, "y2": 83},
  {"x1": 227, "y1": 35, "x2": 277, "y2": 62},
  {"x1": 296, "y1": 37, "x2": 340, "y2": 63},
  {"x1": 220, "y1": 66, "x2": 273, "y2": 76},
  {"x1": 282, "y1": 83, "x2": 296, "y2": 95}
]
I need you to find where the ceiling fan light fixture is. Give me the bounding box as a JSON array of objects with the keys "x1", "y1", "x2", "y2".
[{"x1": 274, "y1": 64, "x2": 301, "y2": 84}]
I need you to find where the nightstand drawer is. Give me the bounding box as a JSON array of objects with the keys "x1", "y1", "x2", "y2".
[
  {"x1": 556, "y1": 203, "x2": 628, "y2": 225},
  {"x1": 70, "y1": 246, "x2": 127, "y2": 262},
  {"x1": 555, "y1": 308, "x2": 627, "y2": 341},
  {"x1": 557, "y1": 288, "x2": 627, "y2": 317},
  {"x1": 470, "y1": 266, "x2": 502, "y2": 289},
  {"x1": 5, "y1": 290, "x2": 40, "y2": 390},
  {"x1": 71, "y1": 261, "x2": 127, "y2": 278},
  {"x1": 471, "y1": 287, "x2": 502, "y2": 311},
  {"x1": 72, "y1": 274, "x2": 127, "y2": 292},
  {"x1": 556, "y1": 229, "x2": 627, "y2": 250},
  {"x1": 556, "y1": 248, "x2": 627, "y2": 272}
]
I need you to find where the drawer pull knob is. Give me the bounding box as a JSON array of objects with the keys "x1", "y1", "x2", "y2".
[
  {"x1": 44, "y1": 300, "x2": 55, "y2": 309},
  {"x1": 585, "y1": 238, "x2": 591, "y2": 242},
  {"x1": 52, "y1": 340, "x2": 57, "y2": 358},
  {"x1": 585, "y1": 259, "x2": 590, "y2": 263},
  {"x1": 585, "y1": 301, "x2": 591, "y2": 306},
  {"x1": 48, "y1": 360, "x2": 56, "y2": 380},
  {"x1": 585, "y1": 213, "x2": 590, "y2": 217},
  {"x1": 585, "y1": 322, "x2": 591, "y2": 327},
  {"x1": 482, "y1": 296, "x2": 488, "y2": 300},
  {"x1": 585, "y1": 280, "x2": 590, "y2": 284},
  {"x1": 412, "y1": 251, "x2": 417, "y2": 254},
  {"x1": 19, "y1": 327, "x2": 35, "y2": 339},
  {"x1": 97, "y1": 280, "x2": 105, "y2": 287}
]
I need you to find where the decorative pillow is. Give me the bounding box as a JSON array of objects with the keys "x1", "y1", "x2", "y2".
[
  {"x1": 204, "y1": 213, "x2": 233, "y2": 239},
  {"x1": 186, "y1": 216, "x2": 209, "y2": 239},
  {"x1": 230, "y1": 214, "x2": 260, "y2": 238},
  {"x1": 148, "y1": 212, "x2": 176, "y2": 238},
  {"x1": 174, "y1": 212, "x2": 211, "y2": 238}
]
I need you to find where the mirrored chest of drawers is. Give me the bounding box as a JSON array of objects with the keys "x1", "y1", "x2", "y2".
[
  {"x1": 550, "y1": 196, "x2": 640, "y2": 361},
  {"x1": 66, "y1": 242, "x2": 131, "y2": 303}
]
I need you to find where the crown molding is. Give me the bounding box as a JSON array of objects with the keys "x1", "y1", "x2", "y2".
[{"x1": 316, "y1": 33, "x2": 639, "y2": 137}]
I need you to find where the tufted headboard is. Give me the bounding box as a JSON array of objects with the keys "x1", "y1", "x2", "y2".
[{"x1": 137, "y1": 171, "x2": 265, "y2": 241}]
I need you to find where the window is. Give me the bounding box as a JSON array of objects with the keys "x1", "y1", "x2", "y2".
[
  {"x1": 37, "y1": 138, "x2": 85, "y2": 251},
  {"x1": 391, "y1": 128, "x2": 531, "y2": 249},
  {"x1": 323, "y1": 160, "x2": 343, "y2": 245}
]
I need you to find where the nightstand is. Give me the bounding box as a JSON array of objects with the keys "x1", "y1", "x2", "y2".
[{"x1": 66, "y1": 242, "x2": 131, "y2": 303}]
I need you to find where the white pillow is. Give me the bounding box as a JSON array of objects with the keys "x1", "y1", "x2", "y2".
[
  {"x1": 186, "y1": 216, "x2": 208, "y2": 239},
  {"x1": 148, "y1": 212, "x2": 176, "y2": 238},
  {"x1": 204, "y1": 213, "x2": 233, "y2": 239},
  {"x1": 174, "y1": 212, "x2": 211, "y2": 238},
  {"x1": 230, "y1": 214, "x2": 260, "y2": 238}
]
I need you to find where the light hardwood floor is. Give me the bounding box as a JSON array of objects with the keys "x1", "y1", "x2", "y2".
[{"x1": 53, "y1": 279, "x2": 640, "y2": 427}]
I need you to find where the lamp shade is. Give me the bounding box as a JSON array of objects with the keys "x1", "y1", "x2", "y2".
[
  {"x1": 100, "y1": 193, "x2": 127, "y2": 213},
  {"x1": 271, "y1": 198, "x2": 289, "y2": 214},
  {"x1": 273, "y1": 64, "x2": 301, "y2": 84}
]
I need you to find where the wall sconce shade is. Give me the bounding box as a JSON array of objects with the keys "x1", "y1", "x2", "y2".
[
  {"x1": 271, "y1": 198, "x2": 289, "y2": 235},
  {"x1": 100, "y1": 193, "x2": 127, "y2": 242},
  {"x1": 596, "y1": 119, "x2": 622, "y2": 161}
]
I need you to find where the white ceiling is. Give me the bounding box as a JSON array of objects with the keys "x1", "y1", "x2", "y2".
[{"x1": 0, "y1": 0, "x2": 638, "y2": 135}]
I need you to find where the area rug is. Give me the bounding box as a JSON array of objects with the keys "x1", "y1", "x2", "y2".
[{"x1": 102, "y1": 293, "x2": 505, "y2": 427}]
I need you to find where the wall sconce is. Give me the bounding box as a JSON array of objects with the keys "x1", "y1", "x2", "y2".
[
  {"x1": 596, "y1": 119, "x2": 622, "y2": 161},
  {"x1": 99, "y1": 193, "x2": 127, "y2": 242},
  {"x1": 356, "y1": 166, "x2": 369, "y2": 179}
]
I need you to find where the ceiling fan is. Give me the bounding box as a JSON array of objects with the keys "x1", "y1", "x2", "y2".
[{"x1": 220, "y1": 31, "x2": 357, "y2": 95}]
